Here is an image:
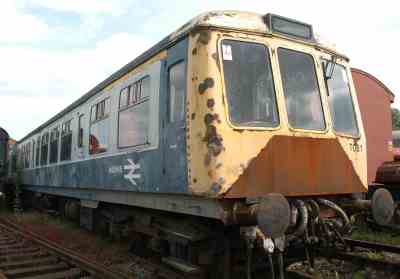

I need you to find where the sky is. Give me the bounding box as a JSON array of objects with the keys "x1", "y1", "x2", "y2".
[{"x1": 0, "y1": 0, "x2": 399, "y2": 140}]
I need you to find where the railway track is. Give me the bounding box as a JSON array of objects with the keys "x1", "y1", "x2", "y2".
[
  {"x1": 2, "y1": 212, "x2": 400, "y2": 279},
  {"x1": 0, "y1": 217, "x2": 130, "y2": 279},
  {"x1": 0, "y1": 216, "x2": 203, "y2": 279}
]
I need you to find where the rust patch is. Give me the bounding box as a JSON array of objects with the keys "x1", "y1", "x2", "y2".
[
  {"x1": 204, "y1": 152, "x2": 212, "y2": 166},
  {"x1": 213, "y1": 113, "x2": 221, "y2": 124},
  {"x1": 212, "y1": 52, "x2": 220, "y2": 69},
  {"x1": 224, "y1": 136, "x2": 366, "y2": 198},
  {"x1": 198, "y1": 78, "x2": 214, "y2": 94},
  {"x1": 203, "y1": 123, "x2": 224, "y2": 157},
  {"x1": 192, "y1": 48, "x2": 197, "y2": 55},
  {"x1": 211, "y1": 177, "x2": 226, "y2": 194},
  {"x1": 191, "y1": 113, "x2": 196, "y2": 120},
  {"x1": 207, "y1": 98, "x2": 215, "y2": 109},
  {"x1": 198, "y1": 30, "x2": 211, "y2": 45},
  {"x1": 204, "y1": 113, "x2": 214, "y2": 125},
  {"x1": 211, "y1": 183, "x2": 222, "y2": 194},
  {"x1": 203, "y1": 125, "x2": 224, "y2": 157}
]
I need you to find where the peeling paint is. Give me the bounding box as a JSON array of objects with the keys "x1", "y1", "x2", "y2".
[
  {"x1": 198, "y1": 78, "x2": 215, "y2": 94},
  {"x1": 198, "y1": 31, "x2": 211, "y2": 45},
  {"x1": 204, "y1": 152, "x2": 212, "y2": 166},
  {"x1": 210, "y1": 177, "x2": 226, "y2": 194},
  {"x1": 210, "y1": 182, "x2": 222, "y2": 194},
  {"x1": 207, "y1": 99, "x2": 215, "y2": 109},
  {"x1": 211, "y1": 52, "x2": 220, "y2": 70},
  {"x1": 204, "y1": 113, "x2": 214, "y2": 125},
  {"x1": 213, "y1": 113, "x2": 221, "y2": 124}
]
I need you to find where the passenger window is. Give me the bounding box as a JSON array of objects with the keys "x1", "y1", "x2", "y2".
[
  {"x1": 49, "y1": 127, "x2": 60, "y2": 163},
  {"x1": 119, "y1": 88, "x2": 129, "y2": 109},
  {"x1": 32, "y1": 140, "x2": 35, "y2": 168},
  {"x1": 61, "y1": 120, "x2": 72, "y2": 161},
  {"x1": 36, "y1": 137, "x2": 41, "y2": 167},
  {"x1": 168, "y1": 62, "x2": 186, "y2": 123},
  {"x1": 40, "y1": 132, "x2": 49, "y2": 166},
  {"x1": 78, "y1": 114, "x2": 84, "y2": 148},
  {"x1": 90, "y1": 98, "x2": 110, "y2": 154},
  {"x1": 23, "y1": 144, "x2": 28, "y2": 169},
  {"x1": 26, "y1": 143, "x2": 31, "y2": 169},
  {"x1": 118, "y1": 77, "x2": 150, "y2": 148}
]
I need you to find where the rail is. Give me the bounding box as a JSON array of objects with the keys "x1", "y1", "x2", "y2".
[{"x1": 0, "y1": 217, "x2": 130, "y2": 279}]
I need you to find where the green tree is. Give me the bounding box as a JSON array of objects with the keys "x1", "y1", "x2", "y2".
[{"x1": 392, "y1": 108, "x2": 400, "y2": 130}]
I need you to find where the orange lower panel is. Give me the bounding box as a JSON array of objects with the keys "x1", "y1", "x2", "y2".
[{"x1": 224, "y1": 136, "x2": 366, "y2": 198}]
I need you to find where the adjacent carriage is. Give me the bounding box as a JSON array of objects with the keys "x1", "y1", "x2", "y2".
[{"x1": 0, "y1": 128, "x2": 9, "y2": 180}]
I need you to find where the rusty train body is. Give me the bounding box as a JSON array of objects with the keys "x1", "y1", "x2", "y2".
[{"x1": 12, "y1": 11, "x2": 382, "y2": 276}]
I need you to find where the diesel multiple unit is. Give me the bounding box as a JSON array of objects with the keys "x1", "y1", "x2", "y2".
[{"x1": 13, "y1": 11, "x2": 390, "y2": 277}]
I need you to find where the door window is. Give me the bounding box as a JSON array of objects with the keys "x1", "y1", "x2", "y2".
[{"x1": 168, "y1": 62, "x2": 186, "y2": 123}]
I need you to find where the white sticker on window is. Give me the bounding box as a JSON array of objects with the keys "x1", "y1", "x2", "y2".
[{"x1": 222, "y1": 44, "x2": 233, "y2": 61}]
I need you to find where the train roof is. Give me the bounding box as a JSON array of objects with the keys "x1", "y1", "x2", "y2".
[
  {"x1": 19, "y1": 10, "x2": 347, "y2": 143},
  {"x1": 351, "y1": 68, "x2": 395, "y2": 102},
  {"x1": 0, "y1": 128, "x2": 9, "y2": 141}
]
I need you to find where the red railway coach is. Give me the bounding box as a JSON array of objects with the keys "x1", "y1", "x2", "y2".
[{"x1": 351, "y1": 68, "x2": 395, "y2": 184}]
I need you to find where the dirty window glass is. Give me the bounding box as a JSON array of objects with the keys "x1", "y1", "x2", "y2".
[
  {"x1": 78, "y1": 114, "x2": 84, "y2": 148},
  {"x1": 169, "y1": 62, "x2": 186, "y2": 122},
  {"x1": 325, "y1": 62, "x2": 359, "y2": 137},
  {"x1": 61, "y1": 120, "x2": 72, "y2": 161},
  {"x1": 32, "y1": 140, "x2": 35, "y2": 168},
  {"x1": 278, "y1": 48, "x2": 325, "y2": 130},
  {"x1": 40, "y1": 132, "x2": 49, "y2": 166},
  {"x1": 49, "y1": 127, "x2": 59, "y2": 163},
  {"x1": 90, "y1": 98, "x2": 110, "y2": 155},
  {"x1": 90, "y1": 119, "x2": 109, "y2": 154},
  {"x1": 221, "y1": 40, "x2": 279, "y2": 127},
  {"x1": 35, "y1": 137, "x2": 40, "y2": 167},
  {"x1": 119, "y1": 88, "x2": 129, "y2": 109},
  {"x1": 118, "y1": 76, "x2": 150, "y2": 148}
]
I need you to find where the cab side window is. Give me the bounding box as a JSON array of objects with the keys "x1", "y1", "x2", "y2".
[{"x1": 168, "y1": 62, "x2": 186, "y2": 123}]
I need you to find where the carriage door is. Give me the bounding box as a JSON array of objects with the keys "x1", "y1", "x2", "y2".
[{"x1": 163, "y1": 40, "x2": 188, "y2": 192}]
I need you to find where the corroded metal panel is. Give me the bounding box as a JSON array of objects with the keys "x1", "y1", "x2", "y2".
[{"x1": 225, "y1": 136, "x2": 366, "y2": 198}]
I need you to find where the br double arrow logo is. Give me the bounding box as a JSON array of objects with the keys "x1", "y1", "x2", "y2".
[{"x1": 123, "y1": 159, "x2": 141, "y2": 186}]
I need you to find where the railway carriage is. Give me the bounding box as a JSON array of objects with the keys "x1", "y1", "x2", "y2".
[
  {"x1": 0, "y1": 128, "x2": 9, "y2": 180},
  {"x1": 16, "y1": 10, "x2": 388, "y2": 276}
]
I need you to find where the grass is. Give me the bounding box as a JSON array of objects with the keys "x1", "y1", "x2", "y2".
[
  {"x1": 11, "y1": 211, "x2": 79, "y2": 230},
  {"x1": 351, "y1": 223, "x2": 400, "y2": 246}
]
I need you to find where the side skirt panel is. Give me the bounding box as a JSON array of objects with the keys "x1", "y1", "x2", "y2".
[{"x1": 24, "y1": 185, "x2": 226, "y2": 220}]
